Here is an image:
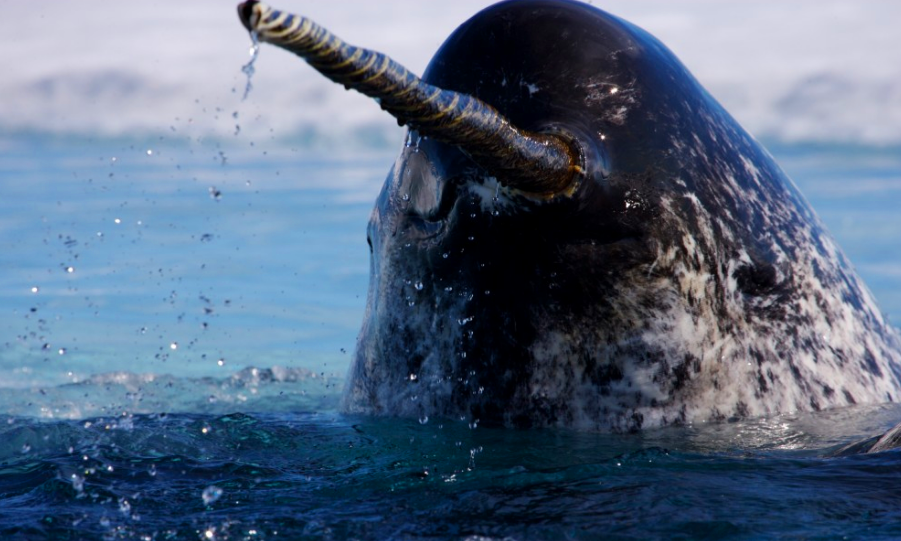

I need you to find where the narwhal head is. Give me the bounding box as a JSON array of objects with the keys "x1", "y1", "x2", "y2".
[{"x1": 236, "y1": 1, "x2": 752, "y2": 428}]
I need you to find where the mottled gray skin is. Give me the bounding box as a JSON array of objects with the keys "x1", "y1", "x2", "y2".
[{"x1": 342, "y1": 0, "x2": 901, "y2": 431}]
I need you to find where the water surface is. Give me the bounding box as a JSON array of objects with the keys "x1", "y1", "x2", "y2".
[{"x1": 2, "y1": 135, "x2": 901, "y2": 539}]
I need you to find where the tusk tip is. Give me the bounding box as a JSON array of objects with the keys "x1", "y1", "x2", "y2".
[{"x1": 237, "y1": 1, "x2": 259, "y2": 32}]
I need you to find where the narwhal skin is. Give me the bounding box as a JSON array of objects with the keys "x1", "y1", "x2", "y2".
[{"x1": 237, "y1": 0, "x2": 901, "y2": 432}]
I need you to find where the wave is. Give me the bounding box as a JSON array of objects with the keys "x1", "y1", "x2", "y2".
[{"x1": 0, "y1": 366, "x2": 342, "y2": 420}]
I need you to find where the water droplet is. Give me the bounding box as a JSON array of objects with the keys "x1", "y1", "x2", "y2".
[
  {"x1": 402, "y1": 193, "x2": 410, "y2": 202},
  {"x1": 414, "y1": 281, "x2": 424, "y2": 291},
  {"x1": 58, "y1": 348, "x2": 66, "y2": 355},
  {"x1": 71, "y1": 473, "x2": 85, "y2": 492},
  {"x1": 241, "y1": 31, "x2": 260, "y2": 101},
  {"x1": 146, "y1": 149, "x2": 153, "y2": 156},
  {"x1": 405, "y1": 131, "x2": 421, "y2": 149},
  {"x1": 202, "y1": 485, "x2": 224, "y2": 506},
  {"x1": 419, "y1": 415, "x2": 429, "y2": 425}
]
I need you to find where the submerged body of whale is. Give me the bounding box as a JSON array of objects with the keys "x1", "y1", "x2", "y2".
[{"x1": 239, "y1": 0, "x2": 901, "y2": 432}]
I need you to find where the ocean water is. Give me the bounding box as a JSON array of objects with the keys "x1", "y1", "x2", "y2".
[
  {"x1": 2, "y1": 134, "x2": 901, "y2": 540},
  {"x1": 3, "y1": 1, "x2": 901, "y2": 539}
]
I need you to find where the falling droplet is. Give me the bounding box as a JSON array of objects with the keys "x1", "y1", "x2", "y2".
[
  {"x1": 241, "y1": 32, "x2": 260, "y2": 101},
  {"x1": 419, "y1": 415, "x2": 429, "y2": 425},
  {"x1": 414, "y1": 281, "x2": 424, "y2": 291}
]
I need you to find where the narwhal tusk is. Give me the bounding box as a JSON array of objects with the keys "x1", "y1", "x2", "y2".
[{"x1": 236, "y1": 0, "x2": 581, "y2": 197}]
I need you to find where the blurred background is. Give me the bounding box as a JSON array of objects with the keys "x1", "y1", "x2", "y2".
[{"x1": 3, "y1": 0, "x2": 900, "y2": 145}]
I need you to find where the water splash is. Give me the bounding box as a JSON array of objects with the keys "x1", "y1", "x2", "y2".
[{"x1": 241, "y1": 32, "x2": 260, "y2": 101}]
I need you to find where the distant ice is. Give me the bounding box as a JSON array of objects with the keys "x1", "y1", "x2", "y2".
[{"x1": 2, "y1": 1, "x2": 899, "y2": 146}]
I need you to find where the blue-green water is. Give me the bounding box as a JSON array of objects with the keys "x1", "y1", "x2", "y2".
[{"x1": 2, "y1": 134, "x2": 901, "y2": 539}]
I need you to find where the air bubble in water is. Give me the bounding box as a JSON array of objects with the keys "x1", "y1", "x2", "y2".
[{"x1": 202, "y1": 485, "x2": 223, "y2": 506}]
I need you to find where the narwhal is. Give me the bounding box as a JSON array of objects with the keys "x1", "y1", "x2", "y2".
[{"x1": 237, "y1": 0, "x2": 901, "y2": 432}]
